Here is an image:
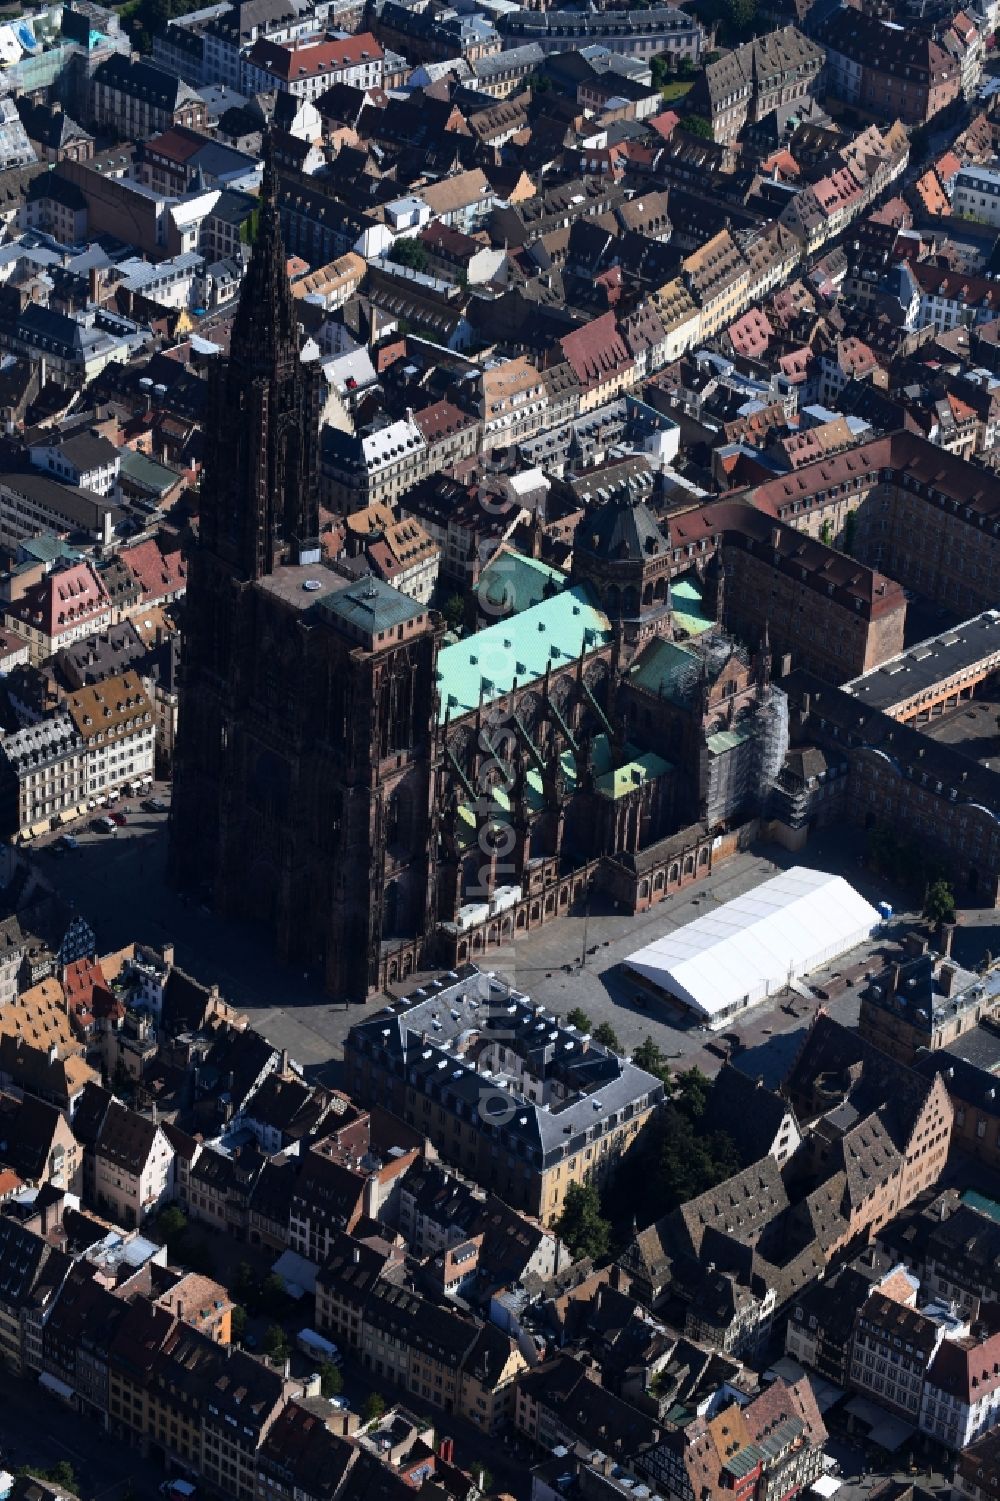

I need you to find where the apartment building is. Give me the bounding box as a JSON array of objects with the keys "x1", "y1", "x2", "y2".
[
  {"x1": 682, "y1": 231, "x2": 751, "y2": 340},
  {"x1": 411, "y1": 400, "x2": 481, "y2": 476},
  {"x1": 0, "y1": 471, "x2": 119, "y2": 554},
  {"x1": 0, "y1": 714, "x2": 86, "y2": 840},
  {"x1": 6, "y1": 561, "x2": 113, "y2": 667},
  {"x1": 689, "y1": 26, "x2": 823, "y2": 143},
  {"x1": 480, "y1": 357, "x2": 550, "y2": 448},
  {"x1": 345, "y1": 967, "x2": 664, "y2": 1225},
  {"x1": 65, "y1": 671, "x2": 155, "y2": 801},
  {"x1": 322, "y1": 417, "x2": 429, "y2": 512},
  {"x1": 821, "y1": 11, "x2": 960, "y2": 123},
  {"x1": 316, "y1": 1232, "x2": 526, "y2": 1432},
  {"x1": 108, "y1": 1306, "x2": 291, "y2": 1499},
  {"x1": 850, "y1": 1293, "x2": 943, "y2": 1421},
  {"x1": 90, "y1": 55, "x2": 207, "y2": 140},
  {"x1": 93, "y1": 1099, "x2": 176, "y2": 1228},
  {"x1": 557, "y1": 315, "x2": 635, "y2": 414},
  {"x1": 242, "y1": 33, "x2": 384, "y2": 98}
]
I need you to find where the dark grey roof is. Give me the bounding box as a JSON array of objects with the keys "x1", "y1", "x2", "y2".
[
  {"x1": 316, "y1": 577, "x2": 424, "y2": 635},
  {"x1": 574, "y1": 491, "x2": 670, "y2": 564},
  {"x1": 843, "y1": 611, "x2": 1000, "y2": 712},
  {"x1": 0, "y1": 472, "x2": 119, "y2": 535},
  {"x1": 92, "y1": 54, "x2": 201, "y2": 112},
  {"x1": 209, "y1": 186, "x2": 258, "y2": 227},
  {"x1": 704, "y1": 1063, "x2": 795, "y2": 1167}
]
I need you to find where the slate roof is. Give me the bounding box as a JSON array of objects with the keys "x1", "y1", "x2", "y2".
[
  {"x1": 574, "y1": 490, "x2": 670, "y2": 565},
  {"x1": 702, "y1": 1064, "x2": 796, "y2": 1168},
  {"x1": 92, "y1": 54, "x2": 203, "y2": 113}
]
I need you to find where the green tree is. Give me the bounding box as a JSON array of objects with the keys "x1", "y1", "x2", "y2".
[
  {"x1": 844, "y1": 508, "x2": 857, "y2": 556},
  {"x1": 673, "y1": 1065, "x2": 710, "y2": 1119},
  {"x1": 262, "y1": 1324, "x2": 290, "y2": 1363},
  {"x1": 19, "y1": 1463, "x2": 77, "y2": 1491},
  {"x1": 441, "y1": 592, "x2": 465, "y2": 633},
  {"x1": 632, "y1": 1035, "x2": 671, "y2": 1084},
  {"x1": 683, "y1": 114, "x2": 715, "y2": 139},
  {"x1": 659, "y1": 1109, "x2": 740, "y2": 1207},
  {"x1": 592, "y1": 1021, "x2": 621, "y2": 1052},
  {"x1": 924, "y1": 878, "x2": 956, "y2": 925},
  {"x1": 567, "y1": 1006, "x2": 592, "y2": 1032},
  {"x1": 556, "y1": 1181, "x2": 612, "y2": 1261},
  {"x1": 261, "y1": 1272, "x2": 288, "y2": 1317},
  {"x1": 320, "y1": 1361, "x2": 344, "y2": 1397},
  {"x1": 528, "y1": 70, "x2": 552, "y2": 93},
  {"x1": 819, "y1": 519, "x2": 833, "y2": 546},
  {"x1": 651, "y1": 54, "x2": 673, "y2": 88},
  {"x1": 389, "y1": 236, "x2": 428, "y2": 273},
  {"x1": 233, "y1": 1260, "x2": 259, "y2": 1313},
  {"x1": 231, "y1": 1305, "x2": 248, "y2": 1343},
  {"x1": 156, "y1": 1205, "x2": 187, "y2": 1247},
  {"x1": 364, "y1": 1392, "x2": 387, "y2": 1424},
  {"x1": 725, "y1": 0, "x2": 758, "y2": 35}
]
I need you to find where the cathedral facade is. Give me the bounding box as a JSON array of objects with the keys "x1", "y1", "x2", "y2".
[{"x1": 172, "y1": 166, "x2": 785, "y2": 1000}]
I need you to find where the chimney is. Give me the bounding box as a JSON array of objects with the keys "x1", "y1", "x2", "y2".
[
  {"x1": 352, "y1": 1246, "x2": 360, "y2": 1264},
  {"x1": 279, "y1": 1048, "x2": 289, "y2": 1076},
  {"x1": 161, "y1": 942, "x2": 175, "y2": 968},
  {"x1": 938, "y1": 921, "x2": 955, "y2": 957},
  {"x1": 939, "y1": 964, "x2": 957, "y2": 998},
  {"x1": 89, "y1": 266, "x2": 102, "y2": 306},
  {"x1": 438, "y1": 1437, "x2": 454, "y2": 1464}
]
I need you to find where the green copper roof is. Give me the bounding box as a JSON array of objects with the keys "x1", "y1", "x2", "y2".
[
  {"x1": 706, "y1": 723, "x2": 755, "y2": 755},
  {"x1": 475, "y1": 550, "x2": 567, "y2": 618},
  {"x1": 595, "y1": 750, "x2": 672, "y2": 800},
  {"x1": 453, "y1": 734, "x2": 671, "y2": 844},
  {"x1": 437, "y1": 584, "x2": 612, "y2": 722},
  {"x1": 961, "y1": 1189, "x2": 1000, "y2": 1223},
  {"x1": 672, "y1": 573, "x2": 713, "y2": 638},
  {"x1": 317, "y1": 576, "x2": 424, "y2": 635},
  {"x1": 628, "y1": 637, "x2": 699, "y2": 703}
]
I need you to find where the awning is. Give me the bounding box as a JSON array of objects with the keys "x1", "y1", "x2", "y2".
[
  {"x1": 39, "y1": 1372, "x2": 74, "y2": 1401},
  {"x1": 56, "y1": 809, "x2": 76, "y2": 826},
  {"x1": 27, "y1": 820, "x2": 49, "y2": 839}
]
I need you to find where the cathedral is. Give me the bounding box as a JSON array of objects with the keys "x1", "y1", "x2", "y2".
[{"x1": 171, "y1": 161, "x2": 787, "y2": 1001}]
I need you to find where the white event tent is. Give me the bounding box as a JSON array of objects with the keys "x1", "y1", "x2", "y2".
[{"x1": 625, "y1": 865, "x2": 880, "y2": 1028}]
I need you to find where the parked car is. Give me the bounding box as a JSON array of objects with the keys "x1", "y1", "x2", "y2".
[
  {"x1": 111, "y1": 811, "x2": 127, "y2": 827},
  {"x1": 142, "y1": 796, "x2": 169, "y2": 813},
  {"x1": 57, "y1": 834, "x2": 80, "y2": 852},
  {"x1": 92, "y1": 816, "x2": 116, "y2": 833}
]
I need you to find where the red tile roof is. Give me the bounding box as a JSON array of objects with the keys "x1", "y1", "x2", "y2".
[
  {"x1": 558, "y1": 311, "x2": 633, "y2": 391},
  {"x1": 12, "y1": 562, "x2": 110, "y2": 641},
  {"x1": 647, "y1": 110, "x2": 680, "y2": 140},
  {"x1": 121, "y1": 539, "x2": 187, "y2": 603},
  {"x1": 246, "y1": 31, "x2": 383, "y2": 82}
]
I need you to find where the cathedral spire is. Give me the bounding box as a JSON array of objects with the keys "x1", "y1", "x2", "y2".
[
  {"x1": 228, "y1": 128, "x2": 298, "y2": 380},
  {"x1": 198, "y1": 127, "x2": 320, "y2": 579}
]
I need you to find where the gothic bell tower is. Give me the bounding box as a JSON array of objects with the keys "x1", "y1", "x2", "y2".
[{"x1": 170, "y1": 133, "x2": 324, "y2": 896}]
